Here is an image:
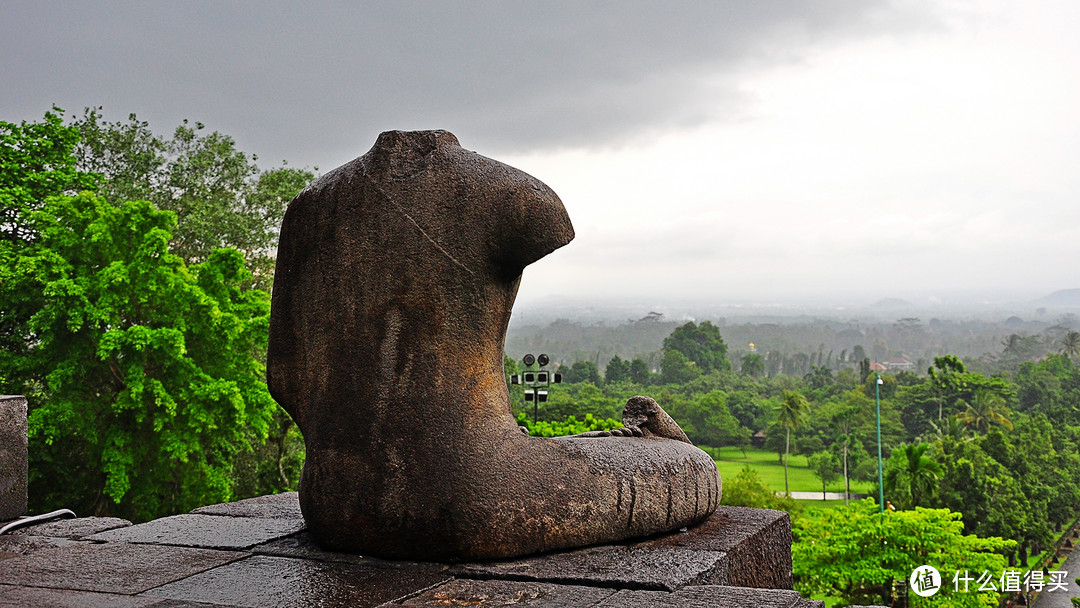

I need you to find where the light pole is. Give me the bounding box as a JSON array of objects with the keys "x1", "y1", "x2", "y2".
[
  {"x1": 509, "y1": 353, "x2": 560, "y2": 424},
  {"x1": 876, "y1": 372, "x2": 884, "y2": 514}
]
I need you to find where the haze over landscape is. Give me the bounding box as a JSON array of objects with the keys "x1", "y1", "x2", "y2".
[{"x1": 4, "y1": 1, "x2": 1079, "y2": 313}]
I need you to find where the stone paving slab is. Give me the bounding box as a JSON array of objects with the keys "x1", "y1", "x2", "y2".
[
  {"x1": 141, "y1": 554, "x2": 452, "y2": 608},
  {"x1": 0, "y1": 535, "x2": 84, "y2": 561},
  {"x1": 87, "y1": 513, "x2": 305, "y2": 550},
  {"x1": 191, "y1": 492, "x2": 301, "y2": 520},
  {"x1": 0, "y1": 542, "x2": 244, "y2": 594},
  {"x1": 251, "y1": 530, "x2": 448, "y2": 573},
  {"x1": 452, "y1": 544, "x2": 728, "y2": 591},
  {"x1": 0, "y1": 495, "x2": 816, "y2": 606},
  {"x1": 9, "y1": 516, "x2": 131, "y2": 539},
  {"x1": 387, "y1": 579, "x2": 822, "y2": 608},
  {"x1": 387, "y1": 578, "x2": 615, "y2": 607},
  {"x1": 0, "y1": 584, "x2": 163, "y2": 607}
]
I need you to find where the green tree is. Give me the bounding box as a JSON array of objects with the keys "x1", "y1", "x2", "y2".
[
  {"x1": 1059, "y1": 330, "x2": 1080, "y2": 361},
  {"x1": 764, "y1": 350, "x2": 783, "y2": 377},
  {"x1": 604, "y1": 354, "x2": 630, "y2": 384},
  {"x1": 1, "y1": 110, "x2": 101, "y2": 377},
  {"x1": 660, "y1": 349, "x2": 701, "y2": 384},
  {"x1": 808, "y1": 451, "x2": 840, "y2": 500},
  {"x1": 830, "y1": 433, "x2": 865, "y2": 506},
  {"x1": 1, "y1": 108, "x2": 99, "y2": 245},
  {"x1": 804, "y1": 365, "x2": 833, "y2": 390},
  {"x1": 1000, "y1": 333, "x2": 1041, "y2": 366},
  {"x1": 740, "y1": 352, "x2": 764, "y2": 377},
  {"x1": 957, "y1": 390, "x2": 1013, "y2": 434},
  {"x1": 726, "y1": 390, "x2": 766, "y2": 432},
  {"x1": 2, "y1": 191, "x2": 276, "y2": 521},
  {"x1": 721, "y1": 465, "x2": 797, "y2": 512},
  {"x1": 560, "y1": 360, "x2": 602, "y2": 386},
  {"x1": 629, "y1": 357, "x2": 651, "y2": 384},
  {"x1": 72, "y1": 108, "x2": 314, "y2": 286},
  {"x1": 934, "y1": 435, "x2": 1033, "y2": 544},
  {"x1": 793, "y1": 499, "x2": 1014, "y2": 607},
  {"x1": 662, "y1": 320, "x2": 731, "y2": 372},
  {"x1": 775, "y1": 390, "x2": 810, "y2": 496},
  {"x1": 928, "y1": 354, "x2": 966, "y2": 422},
  {"x1": 883, "y1": 442, "x2": 942, "y2": 509}
]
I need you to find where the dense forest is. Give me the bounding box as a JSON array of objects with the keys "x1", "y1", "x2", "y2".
[
  {"x1": 511, "y1": 318, "x2": 1080, "y2": 606},
  {"x1": 5, "y1": 108, "x2": 1079, "y2": 607}
]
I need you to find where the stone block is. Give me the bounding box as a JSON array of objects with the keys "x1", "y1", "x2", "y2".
[
  {"x1": 9, "y1": 516, "x2": 130, "y2": 539},
  {"x1": 86, "y1": 513, "x2": 304, "y2": 550},
  {"x1": 0, "y1": 396, "x2": 27, "y2": 522},
  {"x1": 601, "y1": 585, "x2": 816, "y2": 607},
  {"x1": 451, "y1": 505, "x2": 792, "y2": 591},
  {"x1": 141, "y1": 554, "x2": 452, "y2": 608},
  {"x1": 451, "y1": 544, "x2": 727, "y2": 591},
  {"x1": 642, "y1": 505, "x2": 794, "y2": 589},
  {"x1": 0, "y1": 542, "x2": 242, "y2": 594},
  {"x1": 191, "y1": 491, "x2": 301, "y2": 520}
]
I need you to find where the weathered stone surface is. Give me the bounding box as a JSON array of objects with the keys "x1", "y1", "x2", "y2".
[
  {"x1": 0, "y1": 543, "x2": 242, "y2": 594},
  {"x1": 0, "y1": 536, "x2": 83, "y2": 561},
  {"x1": 389, "y1": 578, "x2": 614, "y2": 607},
  {"x1": 451, "y1": 505, "x2": 791, "y2": 591},
  {"x1": 385, "y1": 580, "x2": 820, "y2": 607},
  {"x1": 87, "y1": 513, "x2": 303, "y2": 550},
  {"x1": 141, "y1": 554, "x2": 451, "y2": 608},
  {"x1": 191, "y1": 491, "x2": 301, "y2": 520},
  {"x1": 0, "y1": 396, "x2": 27, "y2": 522},
  {"x1": 643, "y1": 506, "x2": 793, "y2": 589},
  {"x1": 9, "y1": 516, "x2": 130, "y2": 539},
  {"x1": 0, "y1": 584, "x2": 164, "y2": 607},
  {"x1": 267, "y1": 129, "x2": 721, "y2": 561},
  {"x1": 251, "y1": 530, "x2": 448, "y2": 574},
  {"x1": 600, "y1": 585, "x2": 813, "y2": 607},
  {"x1": 452, "y1": 544, "x2": 727, "y2": 591}
]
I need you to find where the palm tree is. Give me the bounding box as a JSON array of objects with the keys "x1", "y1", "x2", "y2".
[
  {"x1": 957, "y1": 390, "x2": 1013, "y2": 434},
  {"x1": 884, "y1": 443, "x2": 942, "y2": 509},
  {"x1": 1060, "y1": 331, "x2": 1080, "y2": 361},
  {"x1": 833, "y1": 432, "x2": 863, "y2": 506},
  {"x1": 927, "y1": 416, "x2": 971, "y2": 443},
  {"x1": 775, "y1": 390, "x2": 810, "y2": 496}
]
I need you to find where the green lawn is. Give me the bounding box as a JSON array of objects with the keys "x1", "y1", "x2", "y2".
[{"x1": 713, "y1": 446, "x2": 874, "y2": 497}]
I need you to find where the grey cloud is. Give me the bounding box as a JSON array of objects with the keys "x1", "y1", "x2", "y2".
[{"x1": 3, "y1": 1, "x2": 930, "y2": 169}]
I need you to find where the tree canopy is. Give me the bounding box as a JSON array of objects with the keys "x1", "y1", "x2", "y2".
[
  {"x1": 72, "y1": 107, "x2": 314, "y2": 287},
  {"x1": 1, "y1": 109, "x2": 283, "y2": 520},
  {"x1": 794, "y1": 499, "x2": 1013, "y2": 607},
  {"x1": 662, "y1": 320, "x2": 731, "y2": 373}
]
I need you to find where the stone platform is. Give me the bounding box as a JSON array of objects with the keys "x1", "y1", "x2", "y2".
[{"x1": 0, "y1": 492, "x2": 821, "y2": 607}]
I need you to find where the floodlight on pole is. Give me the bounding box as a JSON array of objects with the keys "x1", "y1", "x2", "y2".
[{"x1": 512, "y1": 354, "x2": 558, "y2": 425}]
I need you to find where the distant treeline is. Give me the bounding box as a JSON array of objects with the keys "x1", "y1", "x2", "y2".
[{"x1": 507, "y1": 312, "x2": 1080, "y2": 378}]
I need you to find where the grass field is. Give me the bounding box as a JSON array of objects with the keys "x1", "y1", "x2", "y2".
[{"x1": 712, "y1": 445, "x2": 874, "y2": 498}]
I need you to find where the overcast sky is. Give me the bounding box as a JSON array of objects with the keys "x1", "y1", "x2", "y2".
[{"x1": 4, "y1": 1, "x2": 1079, "y2": 308}]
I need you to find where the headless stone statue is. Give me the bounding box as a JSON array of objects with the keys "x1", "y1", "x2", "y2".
[{"x1": 267, "y1": 130, "x2": 721, "y2": 561}]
